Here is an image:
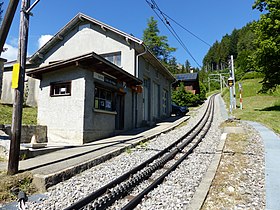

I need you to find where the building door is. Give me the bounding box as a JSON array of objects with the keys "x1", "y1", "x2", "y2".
[
  {"x1": 143, "y1": 78, "x2": 150, "y2": 122},
  {"x1": 115, "y1": 93, "x2": 124, "y2": 130}
]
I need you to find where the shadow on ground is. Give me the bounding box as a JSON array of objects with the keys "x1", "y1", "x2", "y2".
[{"x1": 260, "y1": 105, "x2": 280, "y2": 111}]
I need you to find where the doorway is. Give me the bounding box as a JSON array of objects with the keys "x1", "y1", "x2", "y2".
[{"x1": 115, "y1": 93, "x2": 124, "y2": 130}]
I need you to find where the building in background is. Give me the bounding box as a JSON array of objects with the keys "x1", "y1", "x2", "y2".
[
  {"x1": 1, "y1": 60, "x2": 39, "y2": 106},
  {"x1": 0, "y1": 57, "x2": 7, "y2": 99},
  {"x1": 173, "y1": 72, "x2": 200, "y2": 95}
]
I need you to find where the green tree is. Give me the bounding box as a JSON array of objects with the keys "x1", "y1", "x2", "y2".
[
  {"x1": 252, "y1": 0, "x2": 280, "y2": 91},
  {"x1": 198, "y1": 82, "x2": 207, "y2": 101},
  {"x1": 172, "y1": 82, "x2": 199, "y2": 107},
  {"x1": 235, "y1": 23, "x2": 256, "y2": 79},
  {"x1": 166, "y1": 56, "x2": 179, "y2": 74},
  {"x1": 185, "y1": 59, "x2": 191, "y2": 72},
  {"x1": 143, "y1": 17, "x2": 176, "y2": 63}
]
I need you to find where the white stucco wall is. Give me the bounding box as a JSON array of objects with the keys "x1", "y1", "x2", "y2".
[
  {"x1": 37, "y1": 67, "x2": 86, "y2": 144},
  {"x1": 42, "y1": 24, "x2": 136, "y2": 76}
]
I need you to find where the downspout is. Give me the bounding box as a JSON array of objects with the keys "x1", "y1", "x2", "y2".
[
  {"x1": 135, "y1": 43, "x2": 147, "y2": 77},
  {"x1": 134, "y1": 44, "x2": 147, "y2": 128}
]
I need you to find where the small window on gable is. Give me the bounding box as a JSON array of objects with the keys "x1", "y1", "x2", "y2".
[
  {"x1": 101, "y1": 52, "x2": 121, "y2": 67},
  {"x1": 50, "y1": 81, "x2": 71, "y2": 97}
]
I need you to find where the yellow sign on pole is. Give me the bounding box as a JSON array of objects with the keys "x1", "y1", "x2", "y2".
[{"x1": 12, "y1": 63, "x2": 20, "y2": 89}]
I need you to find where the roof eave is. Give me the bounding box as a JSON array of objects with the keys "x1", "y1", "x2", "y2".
[{"x1": 27, "y1": 52, "x2": 142, "y2": 86}]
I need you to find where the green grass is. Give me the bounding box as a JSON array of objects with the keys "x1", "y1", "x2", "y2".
[
  {"x1": 206, "y1": 89, "x2": 220, "y2": 98},
  {"x1": 0, "y1": 171, "x2": 38, "y2": 204},
  {"x1": 0, "y1": 104, "x2": 37, "y2": 125},
  {"x1": 223, "y1": 79, "x2": 280, "y2": 134}
]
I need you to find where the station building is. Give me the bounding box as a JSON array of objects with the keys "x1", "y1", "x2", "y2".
[{"x1": 20, "y1": 13, "x2": 175, "y2": 144}]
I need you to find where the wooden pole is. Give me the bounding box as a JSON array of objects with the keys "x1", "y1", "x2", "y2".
[
  {"x1": 7, "y1": 0, "x2": 30, "y2": 175},
  {"x1": 0, "y1": 0, "x2": 20, "y2": 55}
]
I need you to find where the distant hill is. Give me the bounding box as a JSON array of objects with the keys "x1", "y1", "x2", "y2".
[{"x1": 203, "y1": 23, "x2": 256, "y2": 81}]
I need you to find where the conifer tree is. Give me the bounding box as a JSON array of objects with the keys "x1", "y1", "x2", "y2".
[{"x1": 142, "y1": 17, "x2": 176, "y2": 63}]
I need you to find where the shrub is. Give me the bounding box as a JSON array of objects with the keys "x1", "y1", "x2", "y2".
[
  {"x1": 172, "y1": 82, "x2": 200, "y2": 107},
  {"x1": 241, "y1": 71, "x2": 264, "y2": 80},
  {"x1": 198, "y1": 82, "x2": 207, "y2": 101}
]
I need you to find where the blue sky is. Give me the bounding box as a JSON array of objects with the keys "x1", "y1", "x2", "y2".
[{"x1": 2, "y1": 0, "x2": 260, "y2": 67}]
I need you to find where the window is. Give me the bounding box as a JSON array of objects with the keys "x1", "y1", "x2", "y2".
[
  {"x1": 102, "y1": 52, "x2": 121, "y2": 67},
  {"x1": 50, "y1": 81, "x2": 71, "y2": 96},
  {"x1": 94, "y1": 86, "x2": 113, "y2": 111}
]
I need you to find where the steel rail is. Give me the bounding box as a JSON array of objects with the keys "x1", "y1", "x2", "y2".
[
  {"x1": 122, "y1": 95, "x2": 215, "y2": 209},
  {"x1": 64, "y1": 95, "x2": 216, "y2": 210}
]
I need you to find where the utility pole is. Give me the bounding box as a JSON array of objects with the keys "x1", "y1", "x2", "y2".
[
  {"x1": 0, "y1": 0, "x2": 20, "y2": 55},
  {"x1": 230, "y1": 55, "x2": 236, "y2": 109},
  {"x1": 7, "y1": 0, "x2": 40, "y2": 175},
  {"x1": 7, "y1": 0, "x2": 30, "y2": 175}
]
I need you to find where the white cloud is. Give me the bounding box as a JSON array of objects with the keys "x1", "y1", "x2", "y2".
[
  {"x1": 38, "y1": 35, "x2": 53, "y2": 49},
  {"x1": 2, "y1": 43, "x2": 18, "y2": 61},
  {"x1": 2, "y1": 35, "x2": 53, "y2": 62}
]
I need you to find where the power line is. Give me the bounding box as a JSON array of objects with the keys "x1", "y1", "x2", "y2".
[
  {"x1": 159, "y1": 11, "x2": 211, "y2": 47},
  {"x1": 145, "y1": 0, "x2": 204, "y2": 68},
  {"x1": 149, "y1": 0, "x2": 210, "y2": 47}
]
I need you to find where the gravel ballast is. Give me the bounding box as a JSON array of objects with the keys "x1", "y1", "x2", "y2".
[{"x1": 22, "y1": 95, "x2": 265, "y2": 210}]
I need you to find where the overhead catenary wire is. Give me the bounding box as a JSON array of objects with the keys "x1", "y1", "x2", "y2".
[
  {"x1": 149, "y1": 0, "x2": 201, "y2": 68},
  {"x1": 159, "y1": 11, "x2": 211, "y2": 47},
  {"x1": 146, "y1": 0, "x2": 204, "y2": 68},
  {"x1": 149, "y1": 0, "x2": 210, "y2": 47}
]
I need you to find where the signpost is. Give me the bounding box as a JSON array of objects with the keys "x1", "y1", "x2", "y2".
[
  {"x1": 239, "y1": 82, "x2": 243, "y2": 110},
  {"x1": 230, "y1": 55, "x2": 236, "y2": 109}
]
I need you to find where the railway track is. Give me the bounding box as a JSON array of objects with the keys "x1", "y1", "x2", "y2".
[{"x1": 65, "y1": 94, "x2": 216, "y2": 210}]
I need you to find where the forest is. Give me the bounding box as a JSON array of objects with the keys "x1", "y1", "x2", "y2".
[
  {"x1": 203, "y1": 0, "x2": 280, "y2": 92},
  {"x1": 202, "y1": 23, "x2": 256, "y2": 79}
]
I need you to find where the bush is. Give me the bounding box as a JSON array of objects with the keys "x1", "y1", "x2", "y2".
[
  {"x1": 241, "y1": 71, "x2": 264, "y2": 80},
  {"x1": 172, "y1": 83, "x2": 200, "y2": 107},
  {"x1": 198, "y1": 82, "x2": 207, "y2": 101}
]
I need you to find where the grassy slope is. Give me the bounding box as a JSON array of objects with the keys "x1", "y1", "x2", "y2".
[
  {"x1": 223, "y1": 79, "x2": 280, "y2": 134},
  {"x1": 0, "y1": 104, "x2": 37, "y2": 125}
]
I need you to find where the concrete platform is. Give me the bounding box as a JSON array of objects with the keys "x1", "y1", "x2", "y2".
[
  {"x1": 0, "y1": 115, "x2": 190, "y2": 191},
  {"x1": 246, "y1": 121, "x2": 280, "y2": 210}
]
